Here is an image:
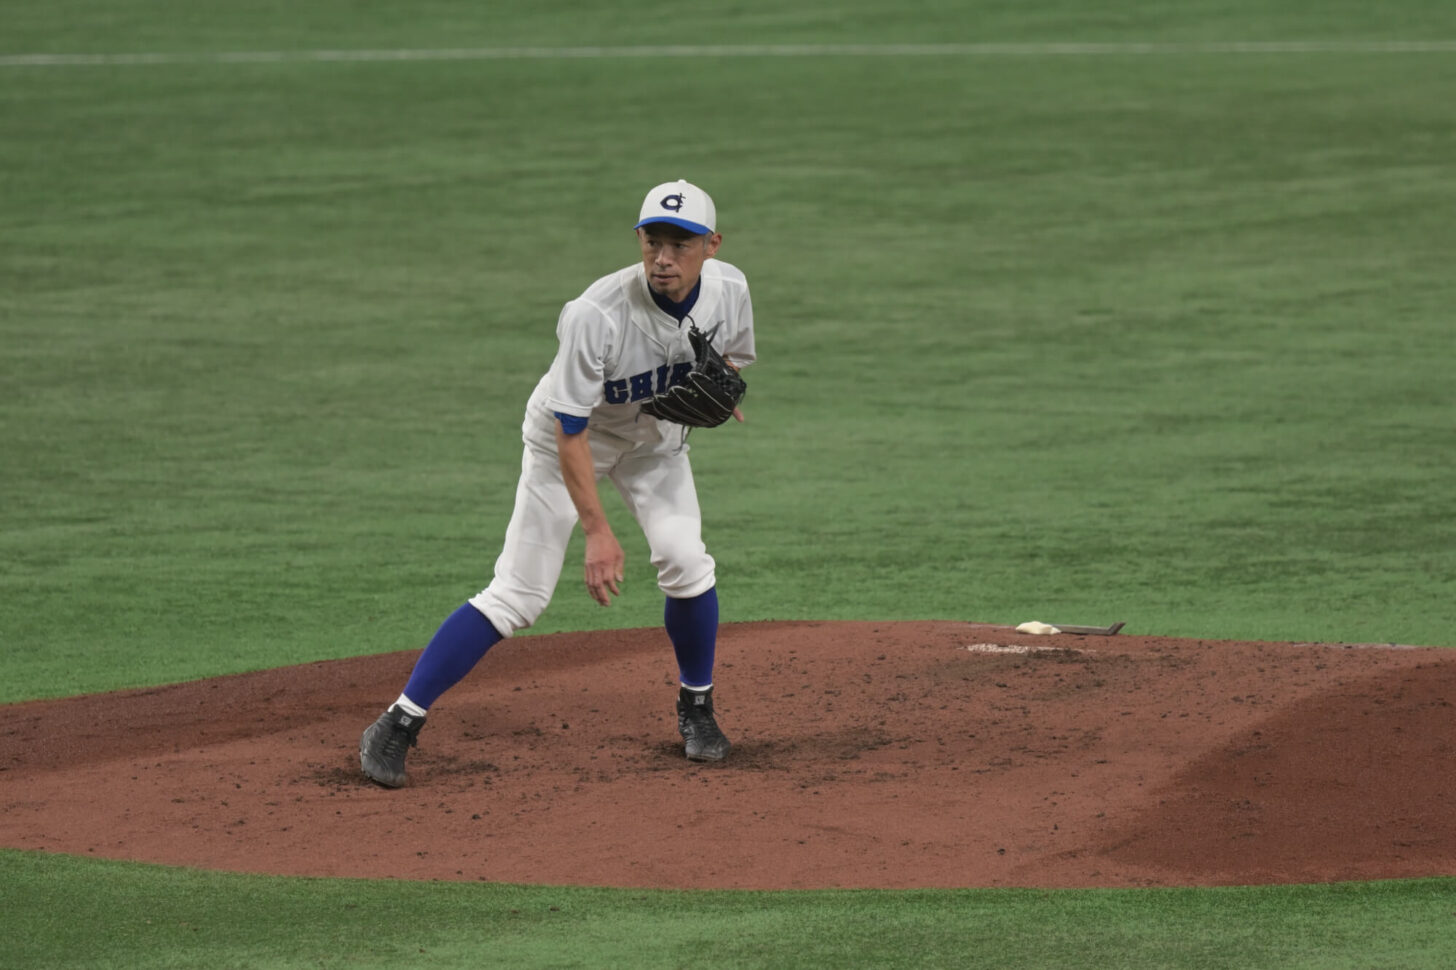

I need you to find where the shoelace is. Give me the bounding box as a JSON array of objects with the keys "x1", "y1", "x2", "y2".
[
  {"x1": 379, "y1": 724, "x2": 418, "y2": 758},
  {"x1": 682, "y1": 707, "x2": 724, "y2": 737}
]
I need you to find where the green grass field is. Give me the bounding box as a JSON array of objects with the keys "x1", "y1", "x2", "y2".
[{"x1": 5, "y1": 1, "x2": 1456, "y2": 966}]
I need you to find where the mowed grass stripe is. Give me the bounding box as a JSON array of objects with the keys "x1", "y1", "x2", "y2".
[{"x1": 5, "y1": 39, "x2": 1456, "y2": 68}]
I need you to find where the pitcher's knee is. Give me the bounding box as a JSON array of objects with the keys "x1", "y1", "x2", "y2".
[
  {"x1": 469, "y1": 586, "x2": 549, "y2": 638},
  {"x1": 655, "y1": 555, "x2": 716, "y2": 600}
]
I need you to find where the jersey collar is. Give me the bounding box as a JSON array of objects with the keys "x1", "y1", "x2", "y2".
[{"x1": 648, "y1": 277, "x2": 701, "y2": 324}]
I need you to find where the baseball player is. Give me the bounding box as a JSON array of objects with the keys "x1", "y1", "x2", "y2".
[{"x1": 360, "y1": 179, "x2": 755, "y2": 787}]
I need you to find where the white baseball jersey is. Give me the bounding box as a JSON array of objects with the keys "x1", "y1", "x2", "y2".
[
  {"x1": 522, "y1": 258, "x2": 756, "y2": 451},
  {"x1": 470, "y1": 257, "x2": 756, "y2": 638}
]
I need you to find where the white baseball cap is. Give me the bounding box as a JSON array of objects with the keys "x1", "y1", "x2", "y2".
[{"x1": 634, "y1": 179, "x2": 716, "y2": 236}]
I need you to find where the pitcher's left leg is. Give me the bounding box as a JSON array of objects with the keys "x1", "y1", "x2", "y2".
[
  {"x1": 665, "y1": 587, "x2": 731, "y2": 761},
  {"x1": 613, "y1": 450, "x2": 730, "y2": 760}
]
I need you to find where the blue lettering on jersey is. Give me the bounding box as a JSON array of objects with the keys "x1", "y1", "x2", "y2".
[
  {"x1": 601, "y1": 362, "x2": 696, "y2": 405},
  {"x1": 629, "y1": 373, "x2": 655, "y2": 401}
]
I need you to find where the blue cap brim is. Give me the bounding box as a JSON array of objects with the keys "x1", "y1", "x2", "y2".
[{"x1": 634, "y1": 216, "x2": 713, "y2": 235}]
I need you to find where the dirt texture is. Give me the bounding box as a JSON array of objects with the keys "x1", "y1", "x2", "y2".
[{"x1": 3, "y1": 620, "x2": 1455, "y2": 890}]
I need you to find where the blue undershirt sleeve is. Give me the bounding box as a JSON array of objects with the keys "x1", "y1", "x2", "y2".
[{"x1": 554, "y1": 412, "x2": 589, "y2": 435}]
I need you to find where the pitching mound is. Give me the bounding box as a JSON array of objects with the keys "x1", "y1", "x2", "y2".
[{"x1": 3, "y1": 621, "x2": 1455, "y2": 890}]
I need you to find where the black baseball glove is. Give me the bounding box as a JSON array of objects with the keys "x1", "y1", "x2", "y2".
[{"x1": 639, "y1": 324, "x2": 747, "y2": 428}]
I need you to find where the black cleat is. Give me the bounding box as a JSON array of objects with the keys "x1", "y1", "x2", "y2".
[
  {"x1": 360, "y1": 706, "x2": 425, "y2": 787},
  {"x1": 677, "y1": 686, "x2": 731, "y2": 762}
]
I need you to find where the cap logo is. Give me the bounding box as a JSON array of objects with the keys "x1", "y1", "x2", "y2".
[{"x1": 660, "y1": 193, "x2": 685, "y2": 212}]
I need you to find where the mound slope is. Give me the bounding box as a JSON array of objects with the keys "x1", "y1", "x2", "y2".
[{"x1": 3, "y1": 621, "x2": 1454, "y2": 889}]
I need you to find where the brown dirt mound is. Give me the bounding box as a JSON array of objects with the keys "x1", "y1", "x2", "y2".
[{"x1": 3, "y1": 620, "x2": 1454, "y2": 890}]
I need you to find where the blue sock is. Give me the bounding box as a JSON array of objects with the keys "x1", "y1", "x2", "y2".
[
  {"x1": 402, "y1": 603, "x2": 503, "y2": 711},
  {"x1": 664, "y1": 587, "x2": 717, "y2": 689}
]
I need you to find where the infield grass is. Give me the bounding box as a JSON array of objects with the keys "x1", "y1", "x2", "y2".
[
  {"x1": 4, "y1": 0, "x2": 1456, "y2": 967},
  {"x1": 8, "y1": 851, "x2": 1456, "y2": 970}
]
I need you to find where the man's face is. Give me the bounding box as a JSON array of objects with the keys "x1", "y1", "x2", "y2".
[{"x1": 637, "y1": 224, "x2": 722, "y2": 303}]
